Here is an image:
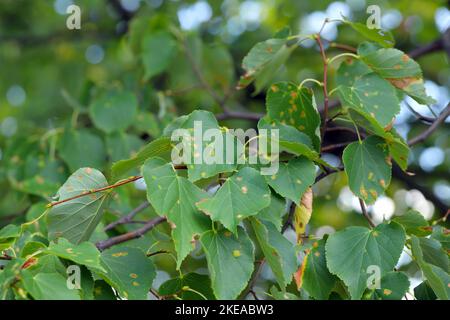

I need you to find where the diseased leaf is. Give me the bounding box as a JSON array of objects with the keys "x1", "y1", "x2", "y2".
[
  {"x1": 300, "y1": 239, "x2": 337, "y2": 300},
  {"x1": 370, "y1": 271, "x2": 410, "y2": 300},
  {"x1": 142, "y1": 157, "x2": 211, "y2": 267},
  {"x1": 159, "y1": 272, "x2": 215, "y2": 300},
  {"x1": 238, "y1": 38, "x2": 296, "y2": 94},
  {"x1": 251, "y1": 218, "x2": 297, "y2": 289},
  {"x1": 266, "y1": 82, "x2": 321, "y2": 150},
  {"x1": 200, "y1": 227, "x2": 254, "y2": 299},
  {"x1": 265, "y1": 157, "x2": 315, "y2": 205},
  {"x1": 342, "y1": 136, "x2": 392, "y2": 204},
  {"x1": 196, "y1": 167, "x2": 270, "y2": 234},
  {"x1": 98, "y1": 246, "x2": 156, "y2": 300},
  {"x1": 0, "y1": 224, "x2": 20, "y2": 250},
  {"x1": 325, "y1": 222, "x2": 406, "y2": 299},
  {"x1": 45, "y1": 238, "x2": 104, "y2": 271},
  {"x1": 166, "y1": 110, "x2": 238, "y2": 182},
  {"x1": 293, "y1": 188, "x2": 313, "y2": 242},
  {"x1": 142, "y1": 31, "x2": 176, "y2": 80},
  {"x1": 337, "y1": 73, "x2": 400, "y2": 128},
  {"x1": 90, "y1": 91, "x2": 138, "y2": 134},
  {"x1": 414, "y1": 237, "x2": 449, "y2": 272},
  {"x1": 393, "y1": 210, "x2": 431, "y2": 237},
  {"x1": 47, "y1": 168, "x2": 110, "y2": 244}
]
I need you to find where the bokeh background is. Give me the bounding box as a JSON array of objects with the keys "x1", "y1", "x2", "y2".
[{"x1": 0, "y1": 0, "x2": 449, "y2": 298}]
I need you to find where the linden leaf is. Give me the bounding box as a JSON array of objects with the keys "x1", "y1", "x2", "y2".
[
  {"x1": 336, "y1": 73, "x2": 400, "y2": 128},
  {"x1": 47, "y1": 168, "x2": 110, "y2": 244},
  {"x1": 200, "y1": 227, "x2": 254, "y2": 299},
  {"x1": 98, "y1": 246, "x2": 156, "y2": 300},
  {"x1": 142, "y1": 157, "x2": 211, "y2": 268},
  {"x1": 196, "y1": 167, "x2": 270, "y2": 234},
  {"x1": 342, "y1": 136, "x2": 392, "y2": 204},
  {"x1": 266, "y1": 82, "x2": 321, "y2": 150},
  {"x1": 251, "y1": 218, "x2": 297, "y2": 289},
  {"x1": 325, "y1": 222, "x2": 406, "y2": 300}
]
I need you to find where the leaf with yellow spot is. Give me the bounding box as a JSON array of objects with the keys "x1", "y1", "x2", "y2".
[
  {"x1": 98, "y1": 246, "x2": 156, "y2": 300},
  {"x1": 196, "y1": 167, "x2": 270, "y2": 234},
  {"x1": 142, "y1": 157, "x2": 211, "y2": 268},
  {"x1": 293, "y1": 188, "x2": 313, "y2": 243},
  {"x1": 343, "y1": 136, "x2": 392, "y2": 204},
  {"x1": 266, "y1": 82, "x2": 321, "y2": 150},
  {"x1": 300, "y1": 239, "x2": 337, "y2": 300},
  {"x1": 368, "y1": 271, "x2": 409, "y2": 300},
  {"x1": 46, "y1": 238, "x2": 105, "y2": 272},
  {"x1": 325, "y1": 222, "x2": 406, "y2": 299},
  {"x1": 200, "y1": 227, "x2": 254, "y2": 299}
]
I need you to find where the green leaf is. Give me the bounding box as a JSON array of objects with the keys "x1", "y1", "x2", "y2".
[
  {"x1": 106, "y1": 132, "x2": 144, "y2": 162},
  {"x1": 98, "y1": 246, "x2": 156, "y2": 300},
  {"x1": 325, "y1": 222, "x2": 406, "y2": 299},
  {"x1": 21, "y1": 270, "x2": 81, "y2": 300},
  {"x1": 257, "y1": 117, "x2": 319, "y2": 161},
  {"x1": 166, "y1": 110, "x2": 238, "y2": 182},
  {"x1": 300, "y1": 239, "x2": 337, "y2": 300},
  {"x1": 344, "y1": 20, "x2": 394, "y2": 48},
  {"x1": 58, "y1": 129, "x2": 106, "y2": 172},
  {"x1": 357, "y1": 43, "x2": 435, "y2": 105},
  {"x1": 93, "y1": 280, "x2": 117, "y2": 300},
  {"x1": 196, "y1": 167, "x2": 270, "y2": 234},
  {"x1": 411, "y1": 235, "x2": 450, "y2": 300},
  {"x1": 358, "y1": 44, "x2": 421, "y2": 79},
  {"x1": 342, "y1": 136, "x2": 392, "y2": 204},
  {"x1": 336, "y1": 59, "x2": 371, "y2": 88},
  {"x1": 269, "y1": 285, "x2": 300, "y2": 300},
  {"x1": 414, "y1": 237, "x2": 449, "y2": 271},
  {"x1": 370, "y1": 271, "x2": 410, "y2": 300},
  {"x1": 251, "y1": 218, "x2": 297, "y2": 289},
  {"x1": 431, "y1": 226, "x2": 450, "y2": 251},
  {"x1": 159, "y1": 272, "x2": 215, "y2": 300},
  {"x1": 142, "y1": 31, "x2": 176, "y2": 80},
  {"x1": 238, "y1": 38, "x2": 296, "y2": 94},
  {"x1": 142, "y1": 157, "x2": 210, "y2": 267},
  {"x1": 47, "y1": 167, "x2": 110, "y2": 244},
  {"x1": 0, "y1": 224, "x2": 20, "y2": 250},
  {"x1": 89, "y1": 91, "x2": 138, "y2": 134},
  {"x1": 111, "y1": 136, "x2": 172, "y2": 179},
  {"x1": 45, "y1": 238, "x2": 105, "y2": 271},
  {"x1": 414, "y1": 281, "x2": 436, "y2": 300},
  {"x1": 393, "y1": 210, "x2": 431, "y2": 237},
  {"x1": 266, "y1": 82, "x2": 321, "y2": 150},
  {"x1": 256, "y1": 192, "x2": 286, "y2": 231},
  {"x1": 200, "y1": 227, "x2": 254, "y2": 299},
  {"x1": 337, "y1": 73, "x2": 400, "y2": 128},
  {"x1": 264, "y1": 156, "x2": 316, "y2": 205}
]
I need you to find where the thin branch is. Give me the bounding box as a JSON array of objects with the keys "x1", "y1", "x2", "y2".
[
  {"x1": 329, "y1": 42, "x2": 357, "y2": 53},
  {"x1": 0, "y1": 254, "x2": 12, "y2": 261},
  {"x1": 321, "y1": 142, "x2": 351, "y2": 152},
  {"x1": 315, "y1": 34, "x2": 330, "y2": 143},
  {"x1": 358, "y1": 198, "x2": 375, "y2": 228},
  {"x1": 96, "y1": 216, "x2": 167, "y2": 251},
  {"x1": 404, "y1": 101, "x2": 435, "y2": 123},
  {"x1": 216, "y1": 110, "x2": 263, "y2": 121},
  {"x1": 104, "y1": 201, "x2": 150, "y2": 231},
  {"x1": 408, "y1": 103, "x2": 450, "y2": 146}
]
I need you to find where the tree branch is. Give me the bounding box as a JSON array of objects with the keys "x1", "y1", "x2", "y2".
[
  {"x1": 358, "y1": 198, "x2": 375, "y2": 228},
  {"x1": 408, "y1": 103, "x2": 450, "y2": 146},
  {"x1": 104, "y1": 201, "x2": 151, "y2": 231},
  {"x1": 96, "y1": 216, "x2": 167, "y2": 251}
]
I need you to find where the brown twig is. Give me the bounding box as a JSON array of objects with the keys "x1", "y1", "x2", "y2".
[
  {"x1": 321, "y1": 142, "x2": 351, "y2": 152},
  {"x1": 315, "y1": 34, "x2": 330, "y2": 143},
  {"x1": 96, "y1": 216, "x2": 167, "y2": 251},
  {"x1": 329, "y1": 42, "x2": 357, "y2": 53},
  {"x1": 104, "y1": 201, "x2": 150, "y2": 231},
  {"x1": 408, "y1": 103, "x2": 450, "y2": 146},
  {"x1": 358, "y1": 198, "x2": 375, "y2": 228}
]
